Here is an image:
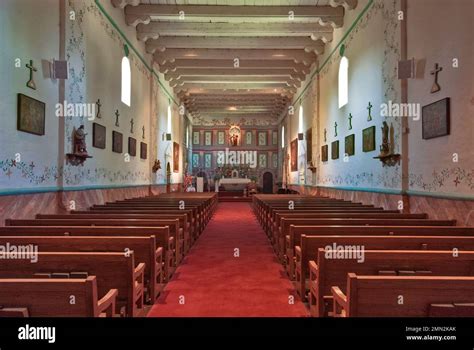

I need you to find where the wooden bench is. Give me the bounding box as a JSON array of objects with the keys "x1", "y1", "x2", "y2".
[
  {"x1": 0, "y1": 251, "x2": 144, "y2": 317},
  {"x1": 0, "y1": 225, "x2": 173, "y2": 282},
  {"x1": 0, "y1": 276, "x2": 117, "y2": 317},
  {"x1": 0, "y1": 235, "x2": 162, "y2": 303},
  {"x1": 286, "y1": 225, "x2": 474, "y2": 279},
  {"x1": 295, "y1": 234, "x2": 474, "y2": 301},
  {"x1": 309, "y1": 249, "x2": 474, "y2": 317},
  {"x1": 5, "y1": 218, "x2": 184, "y2": 264},
  {"x1": 273, "y1": 214, "x2": 430, "y2": 258},
  {"x1": 331, "y1": 274, "x2": 474, "y2": 317}
]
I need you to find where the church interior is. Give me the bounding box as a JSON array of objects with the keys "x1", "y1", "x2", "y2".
[{"x1": 1, "y1": 0, "x2": 474, "y2": 327}]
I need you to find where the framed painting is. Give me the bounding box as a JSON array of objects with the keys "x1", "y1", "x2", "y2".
[
  {"x1": 217, "y1": 131, "x2": 225, "y2": 145},
  {"x1": 17, "y1": 93, "x2": 45, "y2": 136},
  {"x1": 173, "y1": 142, "x2": 179, "y2": 172},
  {"x1": 321, "y1": 145, "x2": 328, "y2": 162},
  {"x1": 140, "y1": 142, "x2": 147, "y2": 160},
  {"x1": 272, "y1": 131, "x2": 278, "y2": 146},
  {"x1": 192, "y1": 153, "x2": 200, "y2": 168},
  {"x1": 112, "y1": 131, "x2": 123, "y2": 153},
  {"x1": 345, "y1": 134, "x2": 355, "y2": 156},
  {"x1": 93, "y1": 123, "x2": 106, "y2": 149},
  {"x1": 193, "y1": 131, "x2": 200, "y2": 145},
  {"x1": 204, "y1": 153, "x2": 212, "y2": 168},
  {"x1": 362, "y1": 126, "x2": 376, "y2": 152},
  {"x1": 258, "y1": 154, "x2": 267, "y2": 168},
  {"x1": 422, "y1": 98, "x2": 450, "y2": 140},
  {"x1": 290, "y1": 138, "x2": 298, "y2": 172},
  {"x1": 128, "y1": 137, "x2": 136, "y2": 156},
  {"x1": 258, "y1": 131, "x2": 267, "y2": 146},
  {"x1": 204, "y1": 131, "x2": 212, "y2": 146},
  {"x1": 331, "y1": 140, "x2": 340, "y2": 160},
  {"x1": 246, "y1": 131, "x2": 252, "y2": 145}
]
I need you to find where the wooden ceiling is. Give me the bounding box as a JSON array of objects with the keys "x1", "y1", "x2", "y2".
[{"x1": 112, "y1": 0, "x2": 358, "y2": 122}]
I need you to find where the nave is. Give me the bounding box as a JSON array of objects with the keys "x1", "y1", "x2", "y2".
[{"x1": 148, "y1": 202, "x2": 308, "y2": 317}]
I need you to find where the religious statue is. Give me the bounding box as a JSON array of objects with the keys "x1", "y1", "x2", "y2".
[
  {"x1": 73, "y1": 125, "x2": 88, "y2": 156},
  {"x1": 152, "y1": 159, "x2": 161, "y2": 173},
  {"x1": 230, "y1": 134, "x2": 239, "y2": 146},
  {"x1": 379, "y1": 121, "x2": 390, "y2": 156}
]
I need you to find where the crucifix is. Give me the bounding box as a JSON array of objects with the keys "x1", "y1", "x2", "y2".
[
  {"x1": 26, "y1": 60, "x2": 38, "y2": 90},
  {"x1": 430, "y1": 63, "x2": 443, "y2": 93},
  {"x1": 142, "y1": 126, "x2": 145, "y2": 139},
  {"x1": 367, "y1": 102, "x2": 373, "y2": 121},
  {"x1": 115, "y1": 110, "x2": 120, "y2": 127},
  {"x1": 96, "y1": 99, "x2": 102, "y2": 119},
  {"x1": 348, "y1": 113, "x2": 353, "y2": 130},
  {"x1": 130, "y1": 118, "x2": 134, "y2": 133},
  {"x1": 323, "y1": 128, "x2": 327, "y2": 142},
  {"x1": 334, "y1": 122, "x2": 338, "y2": 137}
]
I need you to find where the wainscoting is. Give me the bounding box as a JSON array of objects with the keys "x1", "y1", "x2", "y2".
[
  {"x1": 288, "y1": 185, "x2": 474, "y2": 226},
  {"x1": 0, "y1": 184, "x2": 181, "y2": 225}
]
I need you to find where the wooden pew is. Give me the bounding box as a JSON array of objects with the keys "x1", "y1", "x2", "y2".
[
  {"x1": 0, "y1": 276, "x2": 117, "y2": 317},
  {"x1": 38, "y1": 212, "x2": 191, "y2": 255},
  {"x1": 5, "y1": 218, "x2": 184, "y2": 264},
  {"x1": 331, "y1": 274, "x2": 474, "y2": 317},
  {"x1": 0, "y1": 235, "x2": 162, "y2": 303},
  {"x1": 309, "y1": 249, "x2": 474, "y2": 317},
  {"x1": 273, "y1": 213, "x2": 429, "y2": 258},
  {"x1": 286, "y1": 225, "x2": 474, "y2": 279},
  {"x1": 0, "y1": 251, "x2": 144, "y2": 317},
  {"x1": 0, "y1": 225, "x2": 173, "y2": 282},
  {"x1": 295, "y1": 234, "x2": 474, "y2": 301}
]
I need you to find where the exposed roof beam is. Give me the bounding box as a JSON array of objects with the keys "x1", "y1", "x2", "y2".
[
  {"x1": 125, "y1": 5, "x2": 344, "y2": 26},
  {"x1": 165, "y1": 68, "x2": 305, "y2": 81},
  {"x1": 137, "y1": 22, "x2": 334, "y2": 41},
  {"x1": 170, "y1": 77, "x2": 301, "y2": 89},
  {"x1": 159, "y1": 59, "x2": 311, "y2": 74},
  {"x1": 146, "y1": 37, "x2": 327, "y2": 54},
  {"x1": 154, "y1": 49, "x2": 317, "y2": 66}
]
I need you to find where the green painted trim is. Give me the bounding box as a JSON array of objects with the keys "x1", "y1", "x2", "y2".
[
  {"x1": 292, "y1": 0, "x2": 375, "y2": 107},
  {"x1": 94, "y1": 0, "x2": 179, "y2": 107},
  {"x1": 0, "y1": 184, "x2": 153, "y2": 197}
]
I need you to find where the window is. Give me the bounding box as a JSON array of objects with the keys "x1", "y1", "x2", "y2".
[
  {"x1": 298, "y1": 105, "x2": 304, "y2": 133},
  {"x1": 121, "y1": 57, "x2": 131, "y2": 106},
  {"x1": 281, "y1": 126, "x2": 285, "y2": 149},
  {"x1": 338, "y1": 56, "x2": 349, "y2": 108},
  {"x1": 186, "y1": 127, "x2": 189, "y2": 148}
]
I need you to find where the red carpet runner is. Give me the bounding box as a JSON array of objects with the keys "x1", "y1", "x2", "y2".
[{"x1": 148, "y1": 202, "x2": 309, "y2": 317}]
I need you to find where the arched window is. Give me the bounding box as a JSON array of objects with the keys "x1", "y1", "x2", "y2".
[
  {"x1": 338, "y1": 56, "x2": 349, "y2": 108},
  {"x1": 281, "y1": 126, "x2": 285, "y2": 149},
  {"x1": 298, "y1": 105, "x2": 304, "y2": 133},
  {"x1": 121, "y1": 56, "x2": 131, "y2": 106},
  {"x1": 167, "y1": 104, "x2": 172, "y2": 134}
]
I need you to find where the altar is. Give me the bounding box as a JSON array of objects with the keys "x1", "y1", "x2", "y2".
[{"x1": 218, "y1": 178, "x2": 251, "y2": 191}]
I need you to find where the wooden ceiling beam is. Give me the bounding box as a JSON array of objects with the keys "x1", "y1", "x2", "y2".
[
  {"x1": 137, "y1": 22, "x2": 333, "y2": 41},
  {"x1": 158, "y1": 59, "x2": 311, "y2": 74},
  {"x1": 153, "y1": 49, "x2": 317, "y2": 66},
  {"x1": 146, "y1": 36, "x2": 327, "y2": 54},
  {"x1": 165, "y1": 68, "x2": 306, "y2": 81}
]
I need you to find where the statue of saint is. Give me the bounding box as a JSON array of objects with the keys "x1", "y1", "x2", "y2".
[
  {"x1": 74, "y1": 125, "x2": 88, "y2": 155},
  {"x1": 230, "y1": 134, "x2": 239, "y2": 146},
  {"x1": 380, "y1": 121, "x2": 390, "y2": 156}
]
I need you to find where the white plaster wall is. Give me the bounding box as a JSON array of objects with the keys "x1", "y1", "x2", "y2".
[
  {"x1": 407, "y1": 0, "x2": 474, "y2": 196},
  {"x1": 287, "y1": 0, "x2": 403, "y2": 191},
  {"x1": 0, "y1": 0, "x2": 60, "y2": 190}
]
